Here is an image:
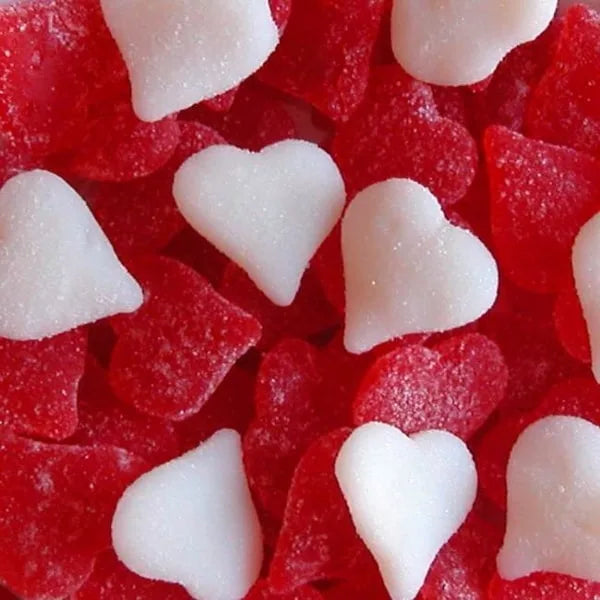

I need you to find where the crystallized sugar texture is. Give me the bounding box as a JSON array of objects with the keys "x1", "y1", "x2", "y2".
[
  {"x1": 112, "y1": 429, "x2": 263, "y2": 600},
  {"x1": 173, "y1": 140, "x2": 345, "y2": 306},
  {"x1": 498, "y1": 416, "x2": 600, "y2": 583},
  {"x1": 100, "y1": 0, "x2": 279, "y2": 121},
  {"x1": 335, "y1": 422, "x2": 477, "y2": 600},
  {"x1": 342, "y1": 178, "x2": 498, "y2": 354},
  {"x1": 0, "y1": 170, "x2": 142, "y2": 340},
  {"x1": 391, "y1": 0, "x2": 557, "y2": 86}
]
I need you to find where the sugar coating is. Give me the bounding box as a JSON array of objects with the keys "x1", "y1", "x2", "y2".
[
  {"x1": 573, "y1": 213, "x2": 600, "y2": 383},
  {"x1": 112, "y1": 429, "x2": 263, "y2": 600},
  {"x1": 342, "y1": 178, "x2": 498, "y2": 354},
  {"x1": 173, "y1": 140, "x2": 346, "y2": 306},
  {"x1": 497, "y1": 415, "x2": 600, "y2": 582},
  {"x1": 559, "y1": 0, "x2": 600, "y2": 13},
  {"x1": 335, "y1": 422, "x2": 477, "y2": 600},
  {"x1": 100, "y1": 0, "x2": 279, "y2": 122},
  {"x1": 0, "y1": 170, "x2": 142, "y2": 340},
  {"x1": 391, "y1": 0, "x2": 557, "y2": 86}
]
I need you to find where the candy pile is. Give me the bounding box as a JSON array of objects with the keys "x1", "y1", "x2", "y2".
[{"x1": 3, "y1": 0, "x2": 600, "y2": 599}]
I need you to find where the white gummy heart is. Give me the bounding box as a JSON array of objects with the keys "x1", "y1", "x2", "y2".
[
  {"x1": 498, "y1": 415, "x2": 600, "y2": 582},
  {"x1": 100, "y1": 0, "x2": 279, "y2": 122},
  {"x1": 391, "y1": 0, "x2": 557, "y2": 86},
  {"x1": 173, "y1": 140, "x2": 345, "y2": 306},
  {"x1": 336, "y1": 422, "x2": 477, "y2": 600},
  {"x1": 573, "y1": 213, "x2": 600, "y2": 383},
  {"x1": 112, "y1": 429, "x2": 263, "y2": 600},
  {"x1": 342, "y1": 178, "x2": 498, "y2": 354},
  {"x1": 0, "y1": 169, "x2": 142, "y2": 340}
]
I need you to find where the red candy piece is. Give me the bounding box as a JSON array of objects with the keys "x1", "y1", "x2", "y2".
[
  {"x1": 73, "y1": 551, "x2": 191, "y2": 600},
  {"x1": 485, "y1": 125, "x2": 600, "y2": 293},
  {"x1": 0, "y1": 431, "x2": 147, "y2": 600},
  {"x1": 220, "y1": 262, "x2": 339, "y2": 350},
  {"x1": 246, "y1": 580, "x2": 324, "y2": 600},
  {"x1": 186, "y1": 82, "x2": 296, "y2": 151},
  {"x1": 259, "y1": 0, "x2": 387, "y2": 122},
  {"x1": 312, "y1": 226, "x2": 345, "y2": 314},
  {"x1": 82, "y1": 121, "x2": 225, "y2": 259},
  {"x1": 0, "y1": 329, "x2": 86, "y2": 440},
  {"x1": 244, "y1": 339, "x2": 343, "y2": 520},
  {"x1": 71, "y1": 359, "x2": 180, "y2": 466},
  {"x1": 554, "y1": 276, "x2": 591, "y2": 363},
  {"x1": 489, "y1": 572, "x2": 600, "y2": 599},
  {"x1": 62, "y1": 101, "x2": 181, "y2": 182},
  {"x1": 269, "y1": 428, "x2": 369, "y2": 593},
  {"x1": 109, "y1": 256, "x2": 261, "y2": 420},
  {"x1": 527, "y1": 6, "x2": 600, "y2": 156},
  {"x1": 268, "y1": 0, "x2": 293, "y2": 33},
  {"x1": 353, "y1": 333, "x2": 507, "y2": 440},
  {"x1": 201, "y1": 88, "x2": 239, "y2": 113},
  {"x1": 332, "y1": 66, "x2": 478, "y2": 205}
]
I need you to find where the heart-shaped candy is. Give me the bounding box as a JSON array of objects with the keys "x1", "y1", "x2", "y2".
[
  {"x1": 497, "y1": 415, "x2": 600, "y2": 582},
  {"x1": 342, "y1": 178, "x2": 498, "y2": 354},
  {"x1": 100, "y1": 0, "x2": 279, "y2": 121},
  {"x1": 335, "y1": 422, "x2": 477, "y2": 600},
  {"x1": 391, "y1": 0, "x2": 557, "y2": 86},
  {"x1": 173, "y1": 140, "x2": 345, "y2": 306},
  {"x1": 112, "y1": 429, "x2": 263, "y2": 600},
  {"x1": 0, "y1": 170, "x2": 142, "y2": 340},
  {"x1": 573, "y1": 213, "x2": 600, "y2": 381}
]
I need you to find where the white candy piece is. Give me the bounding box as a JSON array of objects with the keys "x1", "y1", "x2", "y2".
[
  {"x1": 173, "y1": 140, "x2": 345, "y2": 306},
  {"x1": 573, "y1": 213, "x2": 600, "y2": 383},
  {"x1": 112, "y1": 429, "x2": 263, "y2": 600},
  {"x1": 336, "y1": 422, "x2": 477, "y2": 600},
  {"x1": 498, "y1": 415, "x2": 600, "y2": 582},
  {"x1": 342, "y1": 178, "x2": 498, "y2": 354},
  {"x1": 100, "y1": 0, "x2": 279, "y2": 122},
  {"x1": 0, "y1": 170, "x2": 142, "y2": 340},
  {"x1": 391, "y1": 0, "x2": 557, "y2": 86}
]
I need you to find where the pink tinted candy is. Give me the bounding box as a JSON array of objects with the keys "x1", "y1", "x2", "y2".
[
  {"x1": 485, "y1": 125, "x2": 600, "y2": 293},
  {"x1": 109, "y1": 256, "x2": 262, "y2": 420},
  {"x1": 0, "y1": 329, "x2": 86, "y2": 440},
  {"x1": 0, "y1": 432, "x2": 147, "y2": 599}
]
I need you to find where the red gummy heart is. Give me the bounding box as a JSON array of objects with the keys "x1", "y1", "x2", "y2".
[
  {"x1": 82, "y1": 121, "x2": 225, "y2": 259},
  {"x1": 61, "y1": 101, "x2": 181, "y2": 182},
  {"x1": 488, "y1": 572, "x2": 600, "y2": 599},
  {"x1": 73, "y1": 551, "x2": 191, "y2": 600},
  {"x1": 71, "y1": 359, "x2": 180, "y2": 466},
  {"x1": 554, "y1": 276, "x2": 591, "y2": 363},
  {"x1": 258, "y1": 0, "x2": 387, "y2": 122},
  {"x1": 219, "y1": 262, "x2": 339, "y2": 350},
  {"x1": 527, "y1": 5, "x2": 600, "y2": 156},
  {"x1": 485, "y1": 125, "x2": 600, "y2": 293},
  {"x1": 246, "y1": 580, "x2": 324, "y2": 600},
  {"x1": 109, "y1": 256, "x2": 261, "y2": 420},
  {"x1": 0, "y1": 432, "x2": 147, "y2": 599},
  {"x1": 0, "y1": 328, "x2": 86, "y2": 440},
  {"x1": 268, "y1": 428, "x2": 370, "y2": 593},
  {"x1": 332, "y1": 66, "x2": 478, "y2": 205},
  {"x1": 353, "y1": 333, "x2": 508, "y2": 440},
  {"x1": 244, "y1": 339, "x2": 344, "y2": 520}
]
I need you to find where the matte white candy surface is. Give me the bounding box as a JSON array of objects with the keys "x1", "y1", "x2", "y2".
[
  {"x1": 112, "y1": 430, "x2": 263, "y2": 600},
  {"x1": 498, "y1": 416, "x2": 600, "y2": 582},
  {"x1": 342, "y1": 178, "x2": 498, "y2": 354},
  {"x1": 100, "y1": 0, "x2": 279, "y2": 122},
  {"x1": 573, "y1": 213, "x2": 600, "y2": 383},
  {"x1": 0, "y1": 170, "x2": 142, "y2": 340},
  {"x1": 391, "y1": 0, "x2": 557, "y2": 86},
  {"x1": 335, "y1": 422, "x2": 477, "y2": 600},
  {"x1": 173, "y1": 140, "x2": 345, "y2": 306}
]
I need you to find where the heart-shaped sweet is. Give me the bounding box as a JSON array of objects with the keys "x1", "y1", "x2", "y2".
[
  {"x1": 173, "y1": 140, "x2": 346, "y2": 306},
  {"x1": 573, "y1": 213, "x2": 600, "y2": 381},
  {"x1": 100, "y1": 0, "x2": 279, "y2": 122},
  {"x1": 497, "y1": 415, "x2": 600, "y2": 582},
  {"x1": 342, "y1": 178, "x2": 498, "y2": 354},
  {"x1": 335, "y1": 421, "x2": 477, "y2": 600},
  {"x1": 112, "y1": 429, "x2": 263, "y2": 600},
  {"x1": 0, "y1": 170, "x2": 142, "y2": 341},
  {"x1": 391, "y1": 0, "x2": 557, "y2": 86}
]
